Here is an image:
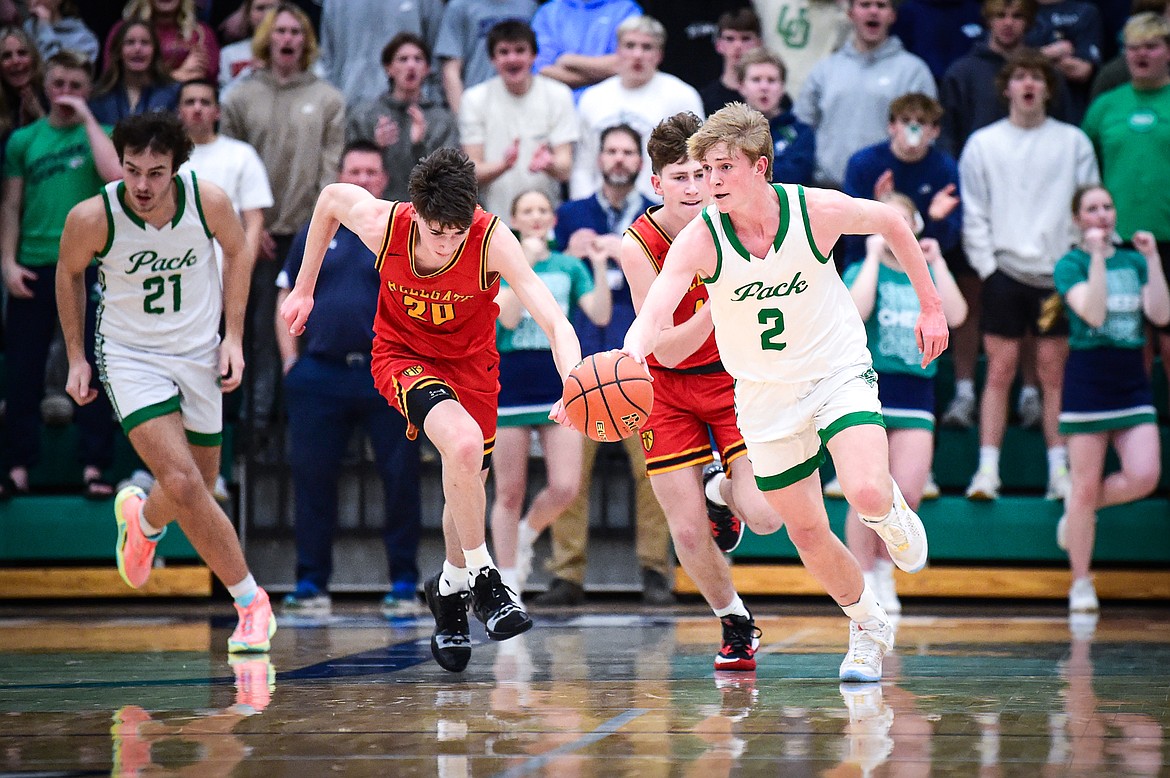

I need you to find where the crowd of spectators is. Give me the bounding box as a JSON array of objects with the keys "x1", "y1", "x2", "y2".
[{"x1": 0, "y1": 0, "x2": 1167, "y2": 610}]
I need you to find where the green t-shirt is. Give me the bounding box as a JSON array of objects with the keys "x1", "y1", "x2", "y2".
[
  {"x1": 2, "y1": 119, "x2": 108, "y2": 267},
  {"x1": 1054, "y1": 246, "x2": 1148, "y2": 350},
  {"x1": 497, "y1": 250, "x2": 593, "y2": 353},
  {"x1": 843, "y1": 260, "x2": 936, "y2": 378},
  {"x1": 1082, "y1": 84, "x2": 1170, "y2": 241}
]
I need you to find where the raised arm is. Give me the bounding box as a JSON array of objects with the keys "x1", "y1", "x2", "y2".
[
  {"x1": 1134, "y1": 231, "x2": 1170, "y2": 328},
  {"x1": 488, "y1": 226, "x2": 581, "y2": 380},
  {"x1": 619, "y1": 231, "x2": 713, "y2": 368},
  {"x1": 279, "y1": 183, "x2": 392, "y2": 336},
  {"x1": 55, "y1": 197, "x2": 107, "y2": 405},
  {"x1": 201, "y1": 179, "x2": 253, "y2": 392},
  {"x1": 622, "y1": 217, "x2": 717, "y2": 366}
]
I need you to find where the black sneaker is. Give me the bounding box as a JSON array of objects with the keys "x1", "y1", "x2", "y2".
[
  {"x1": 703, "y1": 462, "x2": 743, "y2": 552},
  {"x1": 424, "y1": 574, "x2": 472, "y2": 672},
  {"x1": 469, "y1": 566, "x2": 532, "y2": 640},
  {"x1": 641, "y1": 568, "x2": 677, "y2": 606},
  {"x1": 714, "y1": 612, "x2": 761, "y2": 671},
  {"x1": 533, "y1": 577, "x2": 586, "y2": 607}
]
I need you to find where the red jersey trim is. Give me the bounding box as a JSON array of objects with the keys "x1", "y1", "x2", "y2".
[{"x1": 625, "y1": 206, "x2": 673, "y2": 274}]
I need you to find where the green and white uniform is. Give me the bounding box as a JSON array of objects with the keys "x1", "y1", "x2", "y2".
[
  {"x1": 700, "y1": 184, "x2": 883, "y2": 489},
  {"x1": 95, "y1": 171, "x2": 225, "y2": 443}
]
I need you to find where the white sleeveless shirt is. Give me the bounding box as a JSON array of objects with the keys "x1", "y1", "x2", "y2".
[
  {"x1": 95, "y1": 171, "x2": 222, "y2": 353},
  {"x1": 700, "y1": 184, "x2": 871, "y2": 384}
]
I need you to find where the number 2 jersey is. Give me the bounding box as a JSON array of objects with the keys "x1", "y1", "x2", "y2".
[
  {"x1": 699, "y1": 183, "x2": 870, "y2": 384},
  {"x1": 94, "y1": 171, "x2": 222, "y2": 353},
  {"x1": 373, "y1": 201, "x2": 502, "y2": 361}
]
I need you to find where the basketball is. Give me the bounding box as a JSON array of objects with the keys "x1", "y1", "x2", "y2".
[{"x1": 562, "y1": 351, "x2": 654, "y2": 442}]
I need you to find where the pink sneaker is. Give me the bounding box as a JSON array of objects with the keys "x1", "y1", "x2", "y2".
[
  {"x1": 228, "y1": 587, "x2": 277, "y2": 653},
  {"x1": 229, "y1": 655, "x2": 276, "y2": 713},
  {"x1": 114, "y1": 486, "x2": 163, "y2": 589}
]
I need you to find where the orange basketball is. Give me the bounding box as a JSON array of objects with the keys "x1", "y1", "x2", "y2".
[{"x1": 562, "y1": 351, "x2": 654, "y2": 442}]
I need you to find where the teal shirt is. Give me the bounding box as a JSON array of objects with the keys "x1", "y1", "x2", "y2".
[
  {"x1": 497, "y1": 250, "x2": 593, "y2": 353},
  {"x1": 1054, "y1": 246, "x2": 1148, "y2": 350},
  {"x1": 843, "y1": 261, "x2": 936, "y2": 378},
  {"x1": 2, "y1": 119, "x2": 109, "y2": 267}
]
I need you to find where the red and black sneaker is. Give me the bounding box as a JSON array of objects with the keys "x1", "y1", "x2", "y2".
[
  {"x1": 703, "y1": 462, "x2": 743, "y2": 552},
  {"x1": 715, "y1": 612, "x2": 761, "y2": 671}
]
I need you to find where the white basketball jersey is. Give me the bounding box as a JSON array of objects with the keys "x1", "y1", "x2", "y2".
[
  {"x1": 95, "y1": 171, "x2": 222, "y2": 353},
  {"x1": 700, "y1": 184, "x2": 870, "y2": 383}
]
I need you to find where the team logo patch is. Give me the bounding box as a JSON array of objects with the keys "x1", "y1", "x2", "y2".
[
  {"x1": 403, "y1": 365, "x2": 424, "y2": 377},
  {"x1": 641, "y1": 430, "x2": 654, "y2": 451},
  {"x1": 860, "y1": 368, "x2": 878, "y2": 388}
]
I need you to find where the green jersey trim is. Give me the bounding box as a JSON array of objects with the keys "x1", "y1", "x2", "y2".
[
  {"x1": 190, "y1": 171, "x2": 214, "y2": 240},
  {"x1": 186, "y1": 429, "x2": 223, "y2": 447},
  {"x1": 700, "y1": 209, "x2": 723, "y2": 283},
  {"x1": 97, "y1": 187, "x2": 115, "y2": 258},
  {"x1": 718, "y1": 184, "x2": 789, "y2": 264},
  {"x1": 120, "y1": 395, "x2": 181, "y2": 434},
  {"x1": 798, "y1": 185, "x2": 831, "y2": 265},
  {"x1": 755, "y1": 449, "x2": 824, "y2": 491},
  {"x1": 818, "y1": 410, "x2": 886, "y2": 446}
]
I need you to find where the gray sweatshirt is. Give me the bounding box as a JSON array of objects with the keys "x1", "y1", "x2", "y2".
[{"x1": 794, "y1": 35, "x2": 936, "y2": 188}]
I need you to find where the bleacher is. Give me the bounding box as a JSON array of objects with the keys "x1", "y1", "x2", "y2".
[{"x1": 1, "y1": 355, "x2": 1167, "y2": 601}]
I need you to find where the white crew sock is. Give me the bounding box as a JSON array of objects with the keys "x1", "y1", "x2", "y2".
[
  {"x1": 138, "y1": 502, "x2": 163, "y2": 539},
  {"x1": 704, "y1": 468, "x2": 728, "y2": 505},
  {"x1": 842, "y1": 582, "x2": 885, "y2": 624},
  {"x1": 978, "y1": 446, "x2": 1000, "y2": 474},
  {"x1": 1047, "y1": 446, "x2": 1068, "y2": 473},
  {"x1": 440, "y1": 561, "x2": 469, "y2": 595},
  {"x1": 713, "y1": 593, "x2": 750, "y2": 619},
  {"x1": 228, "y1": 573, "x2": 258, "y2": 606}
]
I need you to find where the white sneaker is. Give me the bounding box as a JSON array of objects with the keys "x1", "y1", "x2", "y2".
[
  {"x1": 1068, "y1": 577, "x2": 1098, "y2": 613},
  {"x1": 1055, "y1": 513, "x2": 1068, "y2": 551},
  {"x1": 1017, "y1": 388, "x2": 1042, "y2": 429},
  {"x1": 921, "y1": 472, "x2": 940, "y2": 501},
  {"x1": 861, "y1": 480, "x2": 928, "y2": 573},
  {"x1": 839, "y1": 618, "x2": 895, "y2": 683},
  {"x1": 823, "y1": 476, "x2": 845, "y2": 499},
  {"x1": 839, "y1": 682, "x2": 894, "y2": 773},
  {"x1": 965, "y1": 468, "x2": 1000, "y2": 501},
  {"x1": 873, "y1": 561, "x2": 901, "y2": 616},
  {"x1": 941, "y1": 393, "x2": 976, "y2": 428},
  {"x1": 1046, "y1": 466, "x2": 1070, "y2": 501}
]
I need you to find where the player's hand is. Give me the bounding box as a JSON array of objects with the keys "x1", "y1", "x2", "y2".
[
  {"x1": 218, "y1": 336, "x2": 245, "y2": 393},
  {"x1": 915, "y1": 307, "x2": 949, "y2": 367},
  {"x1": 548, "y1": 398, "x2": 571, "y2": 427},
  {"x1": 64, "y1": 360, "x2": 97, "y2": 406},
  {"x1": 1132, "y1": 230, "x2": 1157, "y2": 257},
  {"x1": 280, "y1": 289, "x2": 314, "y2": 336},
  {"x1": 2, "y1": 261, "x2": 35, "y2": 298}
]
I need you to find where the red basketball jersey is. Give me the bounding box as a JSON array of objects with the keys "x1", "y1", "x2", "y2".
[
  {"x1": 625, "y1": 206, "x2": 720, "y2": 371},
  {"x1": 373, "y1": 202, "x2": 502, "y2": 360}
]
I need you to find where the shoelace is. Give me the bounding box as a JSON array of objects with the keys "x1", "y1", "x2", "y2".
[
  {"x1": 849, "y1": 631, "x2": 884, "y2": 666},
  {"x1": 475, "y1": 571, "x2": 520, "y2": 613},
  {"x1": 721, "y1": 618, "x2": 760, "y2": 654},
  {"x1": 436, "y1": 592, "x2": 470, "y2": 634}
]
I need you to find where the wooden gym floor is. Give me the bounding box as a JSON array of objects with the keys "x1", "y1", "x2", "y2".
[{"x1": 1, "y1": 599, "x2": 1168, "y2": 776}]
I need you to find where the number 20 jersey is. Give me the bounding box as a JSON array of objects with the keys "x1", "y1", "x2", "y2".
[
  {"x1": 374, "y1": 201, "x2": 502, "y2": 361},
  {"x1": 95, "y1": 171, "x2": 221, "y2": 353},
  {"x1": 699, "y1": 184, "x2": 870, "y2": 384}
]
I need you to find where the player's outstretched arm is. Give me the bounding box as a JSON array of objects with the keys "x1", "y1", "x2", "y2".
[
  {"x1": 280, "y1": 183, "x2": 391, "y2": 337},
  {"x1": 55, "y1": 197, "x2": 107, "y2": 406},
  {"x1": 489, "y1": 226, "x2": 582, "y2": 380},
  {"x1": 200, "y1": 179, "x2": 252, "y2": 393},
  {"x1": 622, "y1": 217, "x2": 716, "y2": 366},
  {"x1": 806, "y1": 188, "x2": 948, "y2": 367},
  {"x1": 621, "y1": 232, "x2": 715, "y2": 368}
]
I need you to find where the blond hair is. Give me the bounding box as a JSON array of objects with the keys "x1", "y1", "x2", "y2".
[
  {"x1": 252, "y1": 3, "x2": 318, "y2": 71},
  {"x1": 122, "y1": 0, "x2": 199, "y2": 42},
  {"x1": 687, "y1": 102, "x2": 773, "y2": 180},
  {"x1": 1124, "y1": 12, "x2": 1170, "y2": 46}
]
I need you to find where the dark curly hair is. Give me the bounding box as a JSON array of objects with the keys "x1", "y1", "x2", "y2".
[
  {"x1": 408, "y1": 147, "x2": 478, "y2": 230},
  {"x1": 647, "y1": 112, "x2": 702, "y2": 175},
  {"x1": 112, "y1": 110, "x2": 194, "y2": 170}
]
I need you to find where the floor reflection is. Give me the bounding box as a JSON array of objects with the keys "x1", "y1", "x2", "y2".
[{"x1": 0, "y1": 606, "x2": 1166, "y2": 776}]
